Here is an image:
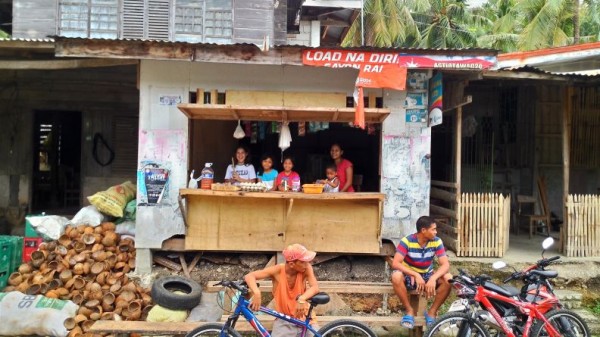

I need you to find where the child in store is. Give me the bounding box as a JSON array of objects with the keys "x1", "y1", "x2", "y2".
[
  {"x1": 257, "y1": 153, "x2": 278, "y2": 190},
  {"x1": 317, "y1": 164, "x2": 340, "y2": 193},
  {"x1": 225, "y1": 145, "x2": 257, "y2": 184},
  {"x1": 274, "y1": 156, "x2": 301, "y2": 192}
]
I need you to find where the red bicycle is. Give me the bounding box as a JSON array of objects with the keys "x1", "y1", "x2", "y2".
[{"x1": 424, "y1": 268, "x2": 590, "y2": 337}]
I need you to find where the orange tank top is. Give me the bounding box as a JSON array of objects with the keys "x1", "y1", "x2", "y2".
[{"x1": 273, "y1": 264, "x2": 306, "y2": 316}]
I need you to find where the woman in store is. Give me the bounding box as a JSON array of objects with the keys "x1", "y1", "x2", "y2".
[
  {"x1": 329, "y1": 143, "x2": 354, "y2": 192},
  {"x1": 225, "y1": 145, "x2": 257, "y2": 184}
]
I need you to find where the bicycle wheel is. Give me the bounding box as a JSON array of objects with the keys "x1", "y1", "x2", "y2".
[
  {"x1": 530, "y1": 309, "x2": 591, "y2": 337},
  {"x1": 317, "y1": 319, "x2": 377, "y2": 337},
  {"x1": 424, "y1": 312, "x2": 491, "y2": 337},
  {"x1": 185, "y1": 323, "x2": 243, "y2": 337}
]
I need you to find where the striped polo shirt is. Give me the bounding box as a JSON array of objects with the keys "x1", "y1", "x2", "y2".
[{"x1": 397, "y1": 234, "x2": 446, "y2": 274}]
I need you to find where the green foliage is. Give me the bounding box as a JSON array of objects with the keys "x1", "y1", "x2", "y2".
[
  {"x1": 0, "y1": 29, "x2": 9, "y2": 39},
  {"x1": 344, "y1": 0, "x2": 598, "y2": 52},
  {"x1": 591, "y1": 300, "x2": 600, "y2": 317}
]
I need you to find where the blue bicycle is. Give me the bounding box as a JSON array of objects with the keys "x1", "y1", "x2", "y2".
[{"x1": 185, "y1": 280, "x2": 377, "y2": 337}]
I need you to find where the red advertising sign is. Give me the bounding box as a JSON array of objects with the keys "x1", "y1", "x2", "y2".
[{"x1": 303, "y1": 50, "x2": 408, "y2": 90}]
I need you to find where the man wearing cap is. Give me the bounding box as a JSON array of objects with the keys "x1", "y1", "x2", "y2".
[{"x1": 244, "y1": 243, "x2": 319, "y2": 337}]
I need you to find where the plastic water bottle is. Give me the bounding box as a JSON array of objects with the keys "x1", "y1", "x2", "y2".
[
  {"x1": 200, "y1": 163, "x2": 214, "y2": 190},
  {"x1": 292, "y1": 176, "x2": 301, "y2": 192}
]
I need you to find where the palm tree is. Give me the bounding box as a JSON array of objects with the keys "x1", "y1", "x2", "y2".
[
  {"x1": 413, "y1": 0, "x2": 478, "y2": 48},
  {"x1": 342, "y1": 0, "x2": 422, "y2": 47},
  {"x1": 474, "y1": 0, "x2": 520, "y2": 52},
  {"x1": 579, "y1": 0, "x2": 600, "y2": 41},
  {"x1": 344, "y1": 0, "x2": 478, "y2": 49},
  {"x1": 486, "y1": 0, "x2": 576, "y2": 51}
]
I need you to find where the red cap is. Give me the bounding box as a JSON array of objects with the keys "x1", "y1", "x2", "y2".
[{"x1": 283, "y1": 244, "x2": 316, "y2": 262}]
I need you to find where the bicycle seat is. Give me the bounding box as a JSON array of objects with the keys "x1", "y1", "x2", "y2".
[
  {"x1": 308, "y1": 293, "x2": 330, "y2": 305},
  {"x1": 530, "y1": 270, "x2": 558, "y2": 279}
]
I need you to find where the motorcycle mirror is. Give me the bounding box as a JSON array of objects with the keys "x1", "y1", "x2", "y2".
[
  {"x1": 542, "y1": 237, "x2": 554, "y2": 250},
  {"x1": 492, "y1": 261, "x2": 507, "y2": 269}
]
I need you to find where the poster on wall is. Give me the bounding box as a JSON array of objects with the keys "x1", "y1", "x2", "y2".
[
  {"x1": 428, "y1": 72, "x2": 443, "y2": 127},
  {"x1": 141, "y1": 164, "x2": 170, "y2": 205},
  {"x1": 406, "y1": 109, "x2": 428, "y2": 123}
]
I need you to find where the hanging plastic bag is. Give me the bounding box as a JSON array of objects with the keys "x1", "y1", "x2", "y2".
[
  {"x1": 233, "y1": 120, "x2": 245, "y2": 139},
  {"x1": 278, "y1": 122, "x2": 292, "y2": 156}
]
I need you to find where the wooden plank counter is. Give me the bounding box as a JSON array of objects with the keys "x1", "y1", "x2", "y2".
[{"x1": 180, "y1": 189, "x2": 384, "y2": 253}]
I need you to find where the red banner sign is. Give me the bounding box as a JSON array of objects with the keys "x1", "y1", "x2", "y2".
[{"x1": 303, "y1": 50, "x2": 407, "y2": 90}]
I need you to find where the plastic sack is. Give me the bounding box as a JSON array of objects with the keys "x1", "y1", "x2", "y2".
[
  {"x1": 233, "y1": 120, "x2": 245, "y2": 139},
  {"x1": 70, "y1": 205, "x2": 105, "y2": 227},
  {"x1": 278, "y1": 122, "x2": 292, "y2": 154},
  {"x1": 146, "y1": 304, "x2": 188, "y2": 322},
  {"x1": 0, "y1": 291, "x2": 78, "y2": 337},
  {"x1": 27, "y1": 215, "x2": 70, "y2": 240},
  {"x1": 115, "y1": 221, "x2": 136, "y2": 236},
  {"x1": 88, "y1": 181, "x2": 136, "y2": 217}
]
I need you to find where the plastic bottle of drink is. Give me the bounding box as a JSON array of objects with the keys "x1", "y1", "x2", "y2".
[
  {"x1": 200, "y1": 163, "x2": 214, "y2": 189},
  {"x1": 292, "y1": 176, "x2": 301, "y2": 192}
]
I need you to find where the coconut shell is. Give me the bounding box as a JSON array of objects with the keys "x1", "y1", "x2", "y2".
[
  {"x1": 45, "y1": 290, "x2": 59, "y2": 298},
  {"x1": 64, "y1": 317, "x2": 77, "y2": 330},
  {"x1": 101, "y1": 222, "x2": 116, "y2": 231},
  {"x1": 8, "y1": 272, "x2": 23, "y2": 286},
  {"x1": 82, "y1": 233, "x2": 96, "y2": 245},
  {"x1": 90, "y1": 262, "x2": 106, "y2": 275},
  {"x1": 18, "y1": 264, "x2": 32, "y2": 274}
]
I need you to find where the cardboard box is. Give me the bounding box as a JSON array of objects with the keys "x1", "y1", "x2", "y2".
[{"x1": 23, "y1": 237, "x2": 43, "y2": 263}]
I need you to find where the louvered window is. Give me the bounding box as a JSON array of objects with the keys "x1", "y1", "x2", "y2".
[
  {"x1": 59, "y1": 0, "x2": 119, "y2": 38},
  {"x1": 60, "y1": 0, "x2": 233, "y2": 42},
  {"x1": 122, "y1": 0, "x2": 171, "y2": 40}
]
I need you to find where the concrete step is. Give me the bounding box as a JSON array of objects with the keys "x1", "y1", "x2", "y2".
[{"x1": 555, "y1": 289, "x2": 583, "y2": 309}]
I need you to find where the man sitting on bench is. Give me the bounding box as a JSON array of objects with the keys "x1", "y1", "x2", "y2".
[{"x1": 391, "y1": 216, "x2": 452, "y2": 329}]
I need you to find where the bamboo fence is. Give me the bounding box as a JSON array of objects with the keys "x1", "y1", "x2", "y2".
[
  {"x1": 564, "y1": 194, "x2": 600, "y2": 257},
  {"x1": 457, "y1": 193, "x2": 511, "y2": 257}
]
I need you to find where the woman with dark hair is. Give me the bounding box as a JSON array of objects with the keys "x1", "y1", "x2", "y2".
[
  {"x1": 329, "y1": 143, "x2": 354, "y2": 192},
  {"x1": 225, "y1": 145, "x2": 257, "y2": 184}
]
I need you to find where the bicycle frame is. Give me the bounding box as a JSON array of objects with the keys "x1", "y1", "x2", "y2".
[
  {"x1": 474, "y1": 285, "x2": 561, "y2": 337},
  {"x1": 221, "y1": 293, "x2": 320, "y2": 337}
]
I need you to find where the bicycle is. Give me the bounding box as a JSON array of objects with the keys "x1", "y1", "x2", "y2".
[{"x1": 185, "y1": 280, "x2": 378, "y2": 337}]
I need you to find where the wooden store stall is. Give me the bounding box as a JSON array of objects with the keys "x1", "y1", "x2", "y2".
[{"x1": 178, "y1": 90, "x2": 389, "y2": 254}]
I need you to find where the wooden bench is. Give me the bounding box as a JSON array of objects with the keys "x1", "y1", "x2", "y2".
[{"x1": 91, "y1": 281, "x2": 427, "y2": 337}]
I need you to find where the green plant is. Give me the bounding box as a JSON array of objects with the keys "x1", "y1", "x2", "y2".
[{"x1": 591, "y1": 300, "x2": 600, "y2": 317}]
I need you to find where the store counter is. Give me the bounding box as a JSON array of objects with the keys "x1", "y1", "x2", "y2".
[{"x1": 179, "y1": 189, "x2": 384, "y2": 253}]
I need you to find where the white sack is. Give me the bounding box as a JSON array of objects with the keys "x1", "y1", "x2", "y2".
[
  {"x1": 70, "y1": 205, "x2": 105, "y2": 227},
  {"x1": 0, "y1": 291, "x2": 78, "y2": 337},
  {"x1": 27, "y1": 215, "x2": 70, "y2": 240}
]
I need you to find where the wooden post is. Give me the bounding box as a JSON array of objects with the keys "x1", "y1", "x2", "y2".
[
  {"x1": 562, "y1": 87, "x2": 573, "y2": 252},
  {"x1": 456, "y1": 106, "x2": 462, "y2": 196},
  {"x1": 196, "y1": 88, "x2": 204, "y2": 104}
]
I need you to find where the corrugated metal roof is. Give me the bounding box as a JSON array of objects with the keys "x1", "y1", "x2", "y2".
[
  {"x1": 51, "y1": 36, "x2": 497, "y2": 55},
  {"x1": 501, "y1": 65, "x2": 600, "y2": 78},
  {"x1": 0, "y1": 37, "x2": 55, "y2": 43}
]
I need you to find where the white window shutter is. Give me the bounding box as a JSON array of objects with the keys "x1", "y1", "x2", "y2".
[
  {"x1": 122, "y1": 0, "x2": 145, "y2": 39},
  {"x1": 147, "y1": 0, "x2": 171, "y2": 40}
]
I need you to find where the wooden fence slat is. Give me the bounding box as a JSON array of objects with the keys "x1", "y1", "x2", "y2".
[
  {"x1": 455, "y1": 193, "x2": 510, "y2": 257},
  {"x1": 564, "y1": 194, "x2": 600, "y2": 257}
]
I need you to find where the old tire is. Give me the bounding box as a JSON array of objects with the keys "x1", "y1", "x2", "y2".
[{"x1": 151, "y1": 276, "x2": 202, "y2": 310}]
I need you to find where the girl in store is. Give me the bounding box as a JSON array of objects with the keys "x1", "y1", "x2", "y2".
[
  {"x1": 329, "y1": 143, "x2": 354, "y2": 192},
  {"x1": 274, "y1": 156, "x2": 301, "y2": 192},
  {"x1": 225, "y1": 145, "x2": 257, "y2": 184},
  {"x1": 257, "y1": 153, "x2": 278, "y2": 190}
]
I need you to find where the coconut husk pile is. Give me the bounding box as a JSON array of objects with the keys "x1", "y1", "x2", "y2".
[{"x1": 3, "y1": 222, "x2": 152, "y2": 337}]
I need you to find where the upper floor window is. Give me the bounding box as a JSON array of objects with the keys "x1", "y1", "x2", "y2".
[
  {"x1": 58, "y1": 0, "x2": 233, "y2": 42},
  {"x1": 59, "y1": 0, "x2": 119, "y2": 38}
]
